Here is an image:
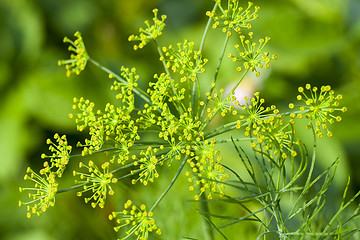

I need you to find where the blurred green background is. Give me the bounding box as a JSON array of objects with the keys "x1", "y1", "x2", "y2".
[{"x1": 1, "y1": 0, "x2": 360, "y2": 239}]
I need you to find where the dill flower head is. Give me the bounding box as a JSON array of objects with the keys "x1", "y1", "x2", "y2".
[
  {"x1": 71, "y1": 96, "x2": 139, "y2": 158},
  {"x1": 73, "y1": 161, "x2": 117, "y2": 209},
  {"x1": 252, "y1": 116, "x2": 298, "y2": 162},
  {"x1": 186, "y1": 140, "x2": 230, "y2": 200},
  {"x1": 128, "y1": 9, "x2": 167, "y2": 50},
  {"x1": 58, "y1": 31, "x2": 89, "y2": 77},
  {"x1": 161, "y1": 39, "x2": 208, "y2": 81},
  {"x1": 177, "y1": 111, "x2": 202, "y2": 142},
  {"x1": 41, "y1": 133, "x2": 72, "y2": 177},
  {"x1": 19, "y1": 133, "x2": 72, "y2": 217},
  {"x1": 290, "y1": 84, "x2": 347, "y2": 138},
  {"x1": 228, "y1": 32, "x2": 277, "y2": 76},
  {"x1": 207, "y1": 86, "x2": 237, "y2": 118},
  {"x1": 207, "y1": 1, "x2": 260, "y2": 36},
  {"x1": 19, "y1": 167, "x2": 58, "y2": 218},
  {"x1": 238, "y1": 92, "x2": 279, "y2": 137},
  {"x1": 109, "y1": 200, "x2": 162, "y2": 240},
  {"x1": 146, "y1": 73, "x2": 172, "y2": 111},
  {"x1": 131, "y1": 146, "x2": 160, "y2": 186},
  {"x1": 110, "y1": 66, "x2": 139, "y2": 109}
]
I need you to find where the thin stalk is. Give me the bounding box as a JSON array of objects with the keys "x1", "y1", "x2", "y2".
[
  {"x1": 226, "y1": 68, "x2": 249, "y2": 99},
  {"x1": 88, "y1": 58, "x2": 151, "y2": 105},
  {"x1": 110, "y1": 162, "x2": 135, "y2": 175},
  {"x1": 193, "y1": 2, "x2": 218, "y2": 117},
  {"x1": 205, "y1": 121, "x2": 238, "y2": 139},
  {"x1": 211, "y1": 33, "x2": 230, "y2": 89},
  {"x1": 149, "y1": 156, "x2": 188, "y2": 213},
  {"x1": 199, "y1": 182, "x2": 215, "y2": 240},
  {"x1": 199, "y1": 3, "x2": 218, "y2": 52},
  {"x1": 132, "y1": 140, "x2": 169, "y2": 146},
  {"x1": 288, "y1": 126, "x2": 317, "y2": 217},
  {"x1": 57, "y1": 182, "x2": 87, "y2": 194},
  {"x1": 190, "y1": 78, "x2": 197, "y2": 114},
  {"x1": 215, "y1": 206, "x2": 269, "y2": 229},
  {"x1": 216, "y1": 137, "x2": 254, "y2": 144},
  {"x1": 68, "y1": 147, "x2": 117, "y2": 159},
  {"x1": 322, "y1": 185, "x2": 360, "y2": 235},
  {"x1": 200, "y1": 34, "x2": 230, "y2": 121}
]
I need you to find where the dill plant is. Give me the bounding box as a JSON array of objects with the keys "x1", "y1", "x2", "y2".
[{"x1": 19, "y1": 1, "x2": 360, "y2": 239}]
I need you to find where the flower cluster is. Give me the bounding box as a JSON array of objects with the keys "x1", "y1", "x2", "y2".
[
  {"x1": 237, "y1": 92, "x2": 279, "y2": 136},
  {"x1": 185, "y1": 140, "x2": 229, "y2": 200},
  {"x1": 131, "y1": 147, "x2": 160, "y2": 186},
  {"x1": 70, "y1": 97, "x2": 139, "y2": 160},
  {"x1": 19, "y1": 168, "x2": 57, "y2": 218},
  {"x1": 251, "y1": 116, "x2": 298, "y2": 162},
  {"x1": 161, "y1": 40, "x2": 208, "y2": 81},
  {"x1": 58, "y1": 31, "x2": 89, "y2": 77},
  {"x1": 237, "y1": 93, "x2": 299, "y2": 161},
  {"x1": 128, "y1": 9, "x2": 167, "y2": 50},
  {"x1": 206, "y1": 85, "x2": 237, "y2": 118},
  {"x1": 73, "y1": 161, "x2": 117, "y2": 208},
  {"x1": 177, "y1": 110, "x2": 202, "y2": 142},
  {"x1": 228, "y1": 32, "x2": 277, "y2": 76},
  {"x1": 70, "y1": 97, "x2": 103, "y2": 154},
  {"x1": 41, "y1": 133, "x2": 72, "y2": 177},
  {"x1": 109, "y1": 200, "x2": 162, "y2": 240},
  {"x1": 146, "y1": 73, "x2": 172, "y2": 111},
  {"x1": 289, "y1": 84, "x2": 347, "y2": 138},
  {"x1": 19, "y1": 134, "x2": 71, "y2": 217},
  {"x1": 207, "y1": 1, "x2": 260, "y2": 35},
  {"x1": 109, "y1": 66, "x2": 139, "y2": 109}
]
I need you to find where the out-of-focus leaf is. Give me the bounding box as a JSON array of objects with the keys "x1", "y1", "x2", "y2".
[
  {"x1": 1, "y1": 0, "x2": 44, "y2": 62},
  {"x1": 37, "y1": 0, "x2": 100, "y2": 34},
  {"x1": 0, "y1": 87, "x2": 38, "y2": 182},
  {"x1": 5, "y1": 230, "x2": 56, "y2": 240},
  {"x1": 290, "y1": 0, "x2": 348, "y2": 21},
  {"x1": 0, "y1": 63, "x2": 11, "y2": 89},
  {"x1": 255, "y1": 2, "x2": 346, "y2": 75},
  {"x1": 22, "y1": 69, "x2": 76, "y2": 130}
]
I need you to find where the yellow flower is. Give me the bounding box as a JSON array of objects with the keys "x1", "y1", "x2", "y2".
[
  {"x1": 128, "y1": 9, "x2": 167, "y2": 50},
  {"x1": 73, "y1": 161, "x2": 117, "y2": 208},
  {"x1": 109, "y1": 201, "x2": 162, "y2": 240},
  {"x1": 58, "y1": 31, "x2": 89, "y2": 77},
  {"x1": 290, "y1": 84, "x2": 346, "y2": 138},
  {"x1": 19, "y1": 167, "x2": 58, "y2": 218}
]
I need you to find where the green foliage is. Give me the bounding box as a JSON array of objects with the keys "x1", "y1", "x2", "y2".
[{"x1": 17, "y1": 0, "x2": 360, "y2": 239}]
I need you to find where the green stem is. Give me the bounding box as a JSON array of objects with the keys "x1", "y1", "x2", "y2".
[
  {"x1": 68, "y1": 147, "x2": 117, "y2": 159},
  {"x1": 132, "y1": 140, "x2": 169, "y2": 146},
  {"x1": 226, "y1": 69, "x2": 249, "y2": 99},
  {"x1": 149, "y1": 156, "x2": 188, "y2": 213},
  {"x1": 56, "y1": 182, "x2": 87, "y2": 194},
  {"x1": 192, "y1": 2, "x2": 218, "y2": 117},
  {"x1": 205, "y1": 121, "x2": 238, "y2": 139},
  {"x1": 216, "y1": 137, "x2": 254, "y2": 143},
  {"x1": 199, "y1": 184, "x2": 215, "y2": 240},
  {"x1": 199, "y1": 3, "x2": 218, "y2": 52},
  {"x1": 88, "y1": 58, "x2": 151, "y2": 105},
  {"x1": 322, "y1": 184, "x2": 360, "y2": 235},
  {"x1": 199, "y1": 68, "x2": 249, "y2": 134},
  {"x1": 200, "y1": 34, "x2": 230, "y2": 121},
  {"x1": 110, "y1": 162, "x2": 135, "y2": 175}
]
